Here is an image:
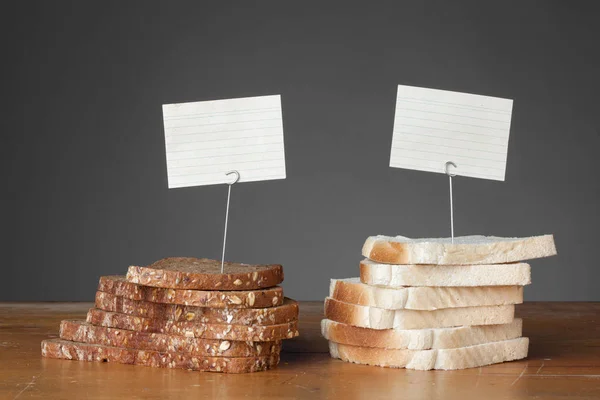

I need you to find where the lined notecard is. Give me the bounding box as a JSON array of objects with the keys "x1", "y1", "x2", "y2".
[
  {"x1": 162, "y1": 95, "x2": 286, "y2": 188},
  {"x1": 390, "y1": 85, "x2": 513, "y2": 181}
]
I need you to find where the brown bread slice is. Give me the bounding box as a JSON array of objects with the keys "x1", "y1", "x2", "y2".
[
  {"x1": 41, "y1": 339, "x2": 279, "y2": 373},
  {"x1": 95, "y1": 291, "x2": 299, "y2": 326},
  {"x1": 98, "y1": 276, "x2": 284, "y2": 308},
  {"x1": 60, "y1": 320, "x2": 280, "y2": 357},
  {"x1": 126, "y1": 257, "x2": 283, "y2": 290},
  {"x1": 87, "y1": 308, "x2": 300, "y2": 341}
]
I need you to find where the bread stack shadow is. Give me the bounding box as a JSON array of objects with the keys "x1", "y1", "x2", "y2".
[
  {"x1": 42, "y1": 258, "x2": 299, "y2": 373},
  {"x1": 322, "y1": 235, "x2": 556, "y2": 370}
]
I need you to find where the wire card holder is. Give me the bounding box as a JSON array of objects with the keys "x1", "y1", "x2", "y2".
[
  {"x1": 221, "y1": 170, "x2": 240, "y2": 273},
  {"x1": 445, "y1": 161, "x2": 457, "y2": 244}
]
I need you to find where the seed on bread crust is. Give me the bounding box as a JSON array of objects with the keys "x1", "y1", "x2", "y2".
[{"x1": 219, "y1": 341, "x2": 231, "y2": 351}]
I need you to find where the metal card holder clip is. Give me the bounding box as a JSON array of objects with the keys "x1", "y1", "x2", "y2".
[
  {"x1": 445, "y1": 161, "x2": 457, "y2": 244},
  {"x1": 221, "y1": 170, "x2": 240, "y2": 273}
]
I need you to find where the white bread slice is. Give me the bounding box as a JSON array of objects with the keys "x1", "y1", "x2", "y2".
[
  {"x1": 324, "y1": 297, "x2": 514, "y2": 330},
  {"x1": 360, "y1": 260, "x2": 531, "y2": 287},
  {"x1": 321, "y1": 318, "x2": 523, "y2": 350},
  {"x1": 328, "y1": 337, "x2": 529, "y2": 370},
  {"x1": 362, "y1": 234, "x2": 556, "y2": 265},
  {"x1": 330, "y1": 278, "x2": 523, "y2": 310}
]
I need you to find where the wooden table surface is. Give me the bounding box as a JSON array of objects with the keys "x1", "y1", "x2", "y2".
[{"x1": 1, "y1": 302, "x2": 599, "y2": 400}]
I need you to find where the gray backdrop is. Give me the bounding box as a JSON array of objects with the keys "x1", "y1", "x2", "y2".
[{"x1": 3, "y1": 1, "x2": 599, "y2": 301}]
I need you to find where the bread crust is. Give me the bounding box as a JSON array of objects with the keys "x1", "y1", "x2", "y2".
[
  {"x1": 324, "y1": 297, "x2": 393, "y2": 328},
  {"x1": 366, "y1": 240, "x2": 411, "y2": 264}
]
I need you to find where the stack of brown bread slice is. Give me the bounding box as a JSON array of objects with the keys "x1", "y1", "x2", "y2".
[
  {"x1": 42, "y1": 257, "x2": 299, "y2": 373},
  {"x1": 322, "y1": 235, "x2": 557, "y2": 370}
]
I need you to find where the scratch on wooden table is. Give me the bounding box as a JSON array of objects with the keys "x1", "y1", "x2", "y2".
[
  {"x1": 510, "y1": 363, "x2": 528, "y2": 386},
  {"x1": 13, "y1": 375, "x2": 38, "y2": 399},
  {"x1": 536, "y1": 362, "x2": 544, "y2": 374},
  {"x1": 294, "y1": 384, "x2": 318, "y2": 393},
  {"x1": 280, "y1": 371, "x2": 306, "y2": 385}
]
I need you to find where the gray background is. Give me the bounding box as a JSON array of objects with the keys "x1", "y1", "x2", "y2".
[{"x1": 2, "y1": 1, "x2": 599, "y2": 301}]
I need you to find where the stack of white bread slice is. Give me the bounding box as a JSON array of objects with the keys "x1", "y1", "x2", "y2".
[{"x1": 322, "y1": 235, "x2": 557, "y2": 370}]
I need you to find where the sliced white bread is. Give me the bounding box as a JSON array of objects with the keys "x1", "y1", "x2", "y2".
[
  {"x1": 330, "y1": 278, "x2": 523, "y2": 310},
  {"x1": 321, "y1": 318, "x2": 523, "y2": 350},
  {"x1": 362, "y1": 234, "x2": 556, "y2": 265},
  {"x1": 328, "y1": 337, "x2": 529, "y2": 370},
  {"x1": 360, "y1": 260, "x2": 531, "y2": 287},
  {"x1": 324, "y1": 297, "x2": 514, "y2": 330}
]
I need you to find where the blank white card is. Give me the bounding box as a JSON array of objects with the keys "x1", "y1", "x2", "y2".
[
  {"x1": 390, "y1": 85, "x2": 513, "y2": 181},
  {"x1": 162, "y1": 95, "x2": 286, "y2": 188}
]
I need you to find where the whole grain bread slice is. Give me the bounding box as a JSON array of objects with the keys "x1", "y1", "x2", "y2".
[
  {"x1": 87, "y1": 308, "x2": 299, "y2": 341},
  {"x1": 95, "y1": 291, "x2": 298, "y2": 326},
  {"x1": 60, "y1": 320, "x2": 280, "y2": 357},
  {"x1": 98, "y1": 276, "x2": 284, "y2": 308},
  {"x1": 324, "y1": 297, "x2": 514, "y2": 330},
  {"x1": 362, "y1": 234, "x2": 556, "y2": 265},
  {"x1": 328, "y1": 337, "x2": 529, "y2": 370},
  {"x1": 360, "y1": 260, "x2": 531, "y2": 287},
  {"x1": 331, "y1": 278, "x2": 523, "y2": 310},
  {"x1": 126, "y1": 257, "x2": 283, "y2": 290},
  {"x1": 321, "y1": 318, "x2": 523, "y2": 350},
  {"x1": 41, "y1": 339, "x2": 279, "y2": 373}
]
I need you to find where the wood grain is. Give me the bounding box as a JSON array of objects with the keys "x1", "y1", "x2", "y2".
[{"x1": 1, "y1": 302, "x2": 599, "y2": 399}]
